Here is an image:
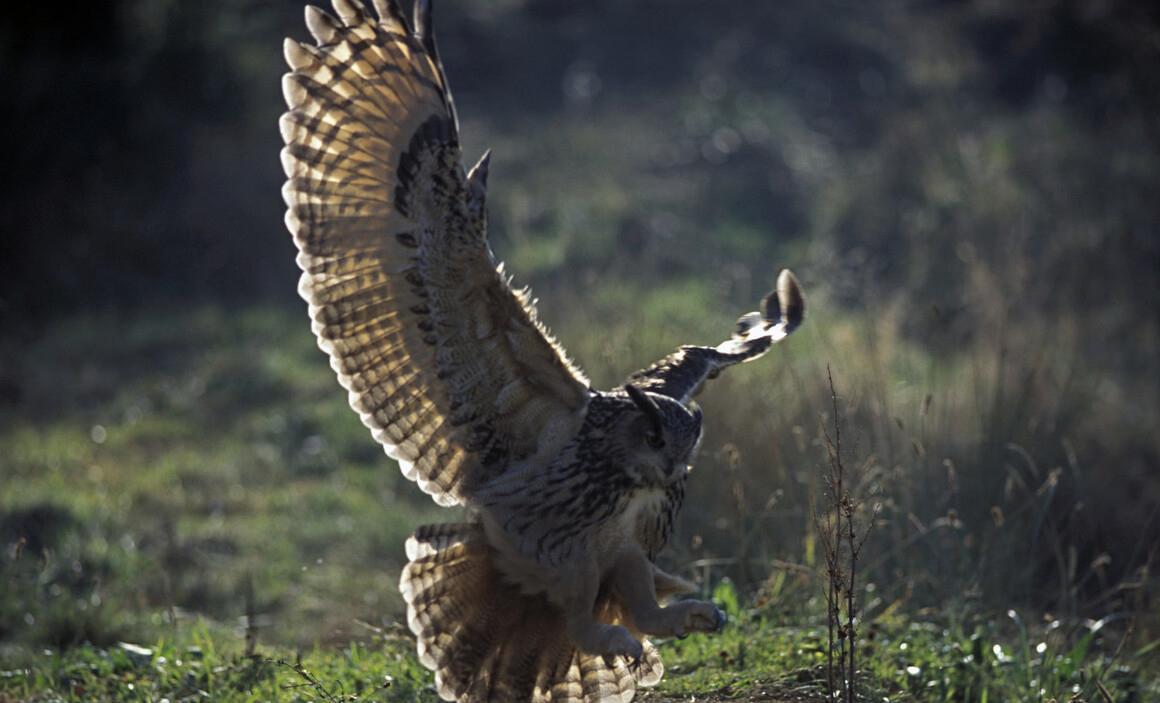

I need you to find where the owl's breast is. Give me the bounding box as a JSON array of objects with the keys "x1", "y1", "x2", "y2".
[{"x1": 615, "y1": 481, "x2": 685, "y2": 561}]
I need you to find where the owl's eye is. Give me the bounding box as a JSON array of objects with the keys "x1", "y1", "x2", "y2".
[{"x1": 645, "y1": 431, "x2": 665, "y2": 449}]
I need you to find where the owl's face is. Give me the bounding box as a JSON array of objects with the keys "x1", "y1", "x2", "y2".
[{"x1": 622, "y1": 386, "x2": 703, "y2": 486}]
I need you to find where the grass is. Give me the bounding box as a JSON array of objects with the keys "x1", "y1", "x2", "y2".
[
  {"x1": 0, "y1": 307, "x2": 445, "y2": 650},
  {"x1": 1, "y1": 590, "x2": 1154, "y2": 702},
  {"x1": 1, "y1": 304, "x2": 1157, "y2": 701}
]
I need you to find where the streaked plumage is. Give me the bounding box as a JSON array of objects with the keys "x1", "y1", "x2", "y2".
[{"x1": 280, "y1": 2, "x2": 805, "y2": 701}]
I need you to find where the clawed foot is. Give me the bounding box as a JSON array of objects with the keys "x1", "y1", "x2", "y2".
[
  {"x1": 669, "y1": 599, "x2": 727, "y2": 639},
  {"x1": 601, "y1": 624, "x2": 644, "y2": 665}
]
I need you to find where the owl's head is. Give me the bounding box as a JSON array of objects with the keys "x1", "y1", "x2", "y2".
[{"x1": 621, "y1": 384, "x2": 703, "y2": 486}]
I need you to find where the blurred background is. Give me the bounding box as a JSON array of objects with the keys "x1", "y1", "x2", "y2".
[{"x1": 1, "y1": 0, "x2": 1158, "y2": 655}]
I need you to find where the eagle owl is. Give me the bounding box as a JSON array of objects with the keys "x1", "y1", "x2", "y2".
[{"x1": 279, "y1": 1, "x2": 805, "y2": 700}]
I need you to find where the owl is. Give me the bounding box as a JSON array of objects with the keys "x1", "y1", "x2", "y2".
[{"x1": 279, "y1": 1, "x2": 806, "y2": 701}]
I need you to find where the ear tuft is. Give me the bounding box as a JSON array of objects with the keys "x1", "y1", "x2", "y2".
[
  {"x1": 625, "y1": 384, "x2": 656, "y2": 412},
  {"x1": 625, "y1": 385, "x2": 664, "y2": 431}
]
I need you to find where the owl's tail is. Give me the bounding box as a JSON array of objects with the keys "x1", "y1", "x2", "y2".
[{"x1": 399, "y1": 522, "x2": 664, "y2": 703}]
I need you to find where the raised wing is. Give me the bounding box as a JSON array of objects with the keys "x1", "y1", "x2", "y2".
[
  {"x1": 626, "y1": 269, "x2": 805, "y2": 404},
  {"x1": 280, "y1": 0, "x2": 590, "y2": 507}
]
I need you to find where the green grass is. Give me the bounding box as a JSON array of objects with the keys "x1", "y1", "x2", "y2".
[
  {"x1": 0, "y1": 307, "x2": 445, "y2": 650},
  {"x1": 2, "y1": 593, "x2": 1154, "y2": 702},
  {"x1": 0, "y1": 625, "x2": 434, "y2": 703},
  {"x1": 1, "y1": 303, "x2": 1157, "y2": 701}
]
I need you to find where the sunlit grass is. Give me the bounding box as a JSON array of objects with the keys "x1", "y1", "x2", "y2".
[
  {"x1": 2, "y1": 593, "x2": 1154, "y2": 702},
  {"x1": 0, "y1": 293, "x2": 1156, "y2": 698}
]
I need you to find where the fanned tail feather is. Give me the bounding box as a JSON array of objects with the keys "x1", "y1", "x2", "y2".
[{"x1": 400, "y1": 523, "x2": 663, "y2": 702}]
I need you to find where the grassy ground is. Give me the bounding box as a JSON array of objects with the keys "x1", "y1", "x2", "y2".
[
  {"x1": 1, "y1": 306, "x2": 1157, "y2": 701},
  {"x1": 0, "y1": 307, "x2": 446, "y2": 649},
  {"x1": 1, "y1": 596, "x2": 1154, "y2": 702}
]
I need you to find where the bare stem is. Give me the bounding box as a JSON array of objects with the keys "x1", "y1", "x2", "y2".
[{"x1": 815, "y1": 365, "x2": 873, "y2": 702}]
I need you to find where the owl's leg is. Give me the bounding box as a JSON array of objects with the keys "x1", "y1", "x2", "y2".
[
  {"x1": 556, "y1": 557, "x2": 645, "y2": 662},
  {"x1": 611, "y1": 548, "x2": 726, "y2": 638},
  {"x1": 652, "y1": 563, "x2": 697, "y2": 600}
]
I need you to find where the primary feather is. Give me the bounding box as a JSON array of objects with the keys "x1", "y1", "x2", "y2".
[{"x1": 281, "y1": 0, "x2": 589, "y2": 508}]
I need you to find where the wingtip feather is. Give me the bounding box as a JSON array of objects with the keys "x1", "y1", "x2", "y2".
[
  {"x1": 279, "y1": 146, "x2": 297, "y2": 179},
  {"x1": 331, "y1": 0, "x2": 366, "y2": 25},
  {"x1": 777, "y1": 269, "x2": 805, "y2": 331},
  {"x1": 304, "y1": 5, "x2": 340, "y2": 45},
  {"x1": 277, "y1": 110, "x2": 296, "y2": 142},
  {"x1": 283, "y1": 38, "x2": 310, "y2": 70},
  {"x1": 371, "y1": 0, "x2": 410, "y2": 33},
  {"x1": 759, "y1": 287, "x2": 781, "y2": 324}
]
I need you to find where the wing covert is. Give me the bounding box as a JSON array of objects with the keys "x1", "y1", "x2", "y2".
[{"x1": 281, "y1": 0, "x2": 590, "y2": 507}]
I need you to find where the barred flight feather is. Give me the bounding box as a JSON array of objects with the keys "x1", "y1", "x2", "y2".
[{"x1": 281, "y1": 0, "x2": 590, "y2": 508}]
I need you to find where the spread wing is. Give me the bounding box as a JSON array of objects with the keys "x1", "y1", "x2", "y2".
[
  {"x1": 280, "y1": 0, "x2": 590, "y2": 507},
  {"x1": 626, "y1": 270, "x2": 805, "y2": 404}
]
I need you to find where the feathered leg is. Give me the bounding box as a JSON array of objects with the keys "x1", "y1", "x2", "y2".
[
  {"x1": 557, "y1": 553, "x2": 645, "y2": 663},
  {"x1": 610, "y1": 548, "x2": 726, "y2": 639}
]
